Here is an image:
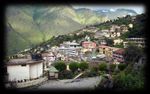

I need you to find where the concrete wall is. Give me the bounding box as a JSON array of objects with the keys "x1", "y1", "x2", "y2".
[
  {"x1": 16, "y1": 77, "x2": 48, "y2": 88},
  {"x1": 7, "y1": 62, "x2": 43, "y2": 81},
  {"x1": 29, "y1": 63, "x2": 43, "y2": 79},
  {"x1": 7, "y1": 65, "x2": 30, "y2": 81}
]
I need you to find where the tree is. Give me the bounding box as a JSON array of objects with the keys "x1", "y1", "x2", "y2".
[
  {"x1": 113, "y1": 71, "x2": 144, "y2": 90},
  {"x1": 69, "y1": 62, "x2": 79, "y2": 73},
  {"x1": 118, "y1": 63, "x2": 127, "y2": 71},
  {"x1": 105, "y1": 38, "x2": 114, "y2": 46},
  {"x1": 54, "y1": 61, "x2": 66, "y2": 72},
  {"x1": 99, "y1": 63, "x2": 107, "y2": 71},
  {"x1": 124, "y1": 44, "x2": 143, "y2": 63},
  {"x1": 78, "y1": 62, "x2": 89, "y2": 71}
]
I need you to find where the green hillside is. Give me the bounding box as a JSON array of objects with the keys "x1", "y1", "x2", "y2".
[
  {"x1": 75, "y1": 8, "x2": 108, "y2": 25},
  {"x1": 5, "y1": 5, "x2": 138, "y2": 56}
]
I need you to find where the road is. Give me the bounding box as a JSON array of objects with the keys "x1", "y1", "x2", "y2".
[{"x1": 31, "y1": 76, "x2": 101, "y2": 90}]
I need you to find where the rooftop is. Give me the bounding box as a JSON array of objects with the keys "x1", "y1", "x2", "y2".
[
  {"x1": 49, "y1": 66, "x2": 59, "y2": 72},
  {"x1": 126, "y1": 38, "x2": 145, "y2": 40},
  {"x1": 64, "y1": 42, "x2": 80, "y2": 45},
  {"x1": 113, "y1": 49, "x2": 125, "y2": 54},
  {"x1": 7, "y1": 58, "x2": 43, "y2": 65}
]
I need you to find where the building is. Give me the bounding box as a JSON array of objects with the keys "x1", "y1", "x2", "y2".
[
  {"x1": 123, "y1": 38, "x2": 145, "y2": 48},
  {"x1": 113, "y1": 49, "x2": 125, "y2": 63},
  {"x1": 120, "y1": 25, "x2": 128, "y2": 32},
  {"x1": 113, "y1": 38, "x2": 123, "y2": 45},
  {"x1": 100, "y1": 40, "x2": 107, "y2": 45},
  {"x1": 42, "y1": 52, "x2": 56, "y2": 70},
  {"x1": 103, "y1": 25, "x2": 128, "y2": 38},
  {"x1": 48, "y1": 66, "x2": 59, "y2": 79},
  {"x1": 110, "y1": 25, "x2": 120, "y2": 31},
  {"x1": 6, "y1": 58, "x2": 44, "y2": 82},
  {"x1": 94, "y1": 31, "x2": 106, "y2": 39},
  {"x1": 128, "y1": 24, "x2": 133, "y2": 28},
  {"x1": 104, "y1": 30, "x2": 121, "y2": 38},
  {"x1": 82, "y1": 41, "x2": 96, "y2": 49},
  {"x1": 58, "y1": 41, "x2": 82, "y2": 57},
  {"x1": 82, "y1": 26, "x2": 98, "y2": 33},
  {"x1": 99, "y1": 45, "x2": 120, "y2": 58},
  {"x1": 82, "y1": 41, "x2": 97, "y2": 52}
]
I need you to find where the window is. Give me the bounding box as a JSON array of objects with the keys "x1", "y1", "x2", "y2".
[{"x1": 21, "y1": 64, "x2": 26, "y2": 66}]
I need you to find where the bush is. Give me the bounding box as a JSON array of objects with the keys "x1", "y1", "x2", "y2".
[
  {"x1": 109, "y1": 63, "x2": 116, "y2": 72},
  {"x1": 59, "y1": 70, "x2": 73, "y2": 79},
  {"x1": 54, "y1": 61, "x2": 66, "y2": 72},
  {"x1": 78, "y1": 62, "x2": 89, "y2": 71},
  {"x1": 91, "y1": 67, "x2": 99, "y2": 72},
  {"x1": 69, "y1": 62, "x2": 79, "y2": 73},
  {"x1": 113, "y1": 71, "x2": 144, "y2": 90},
  {"x1": 118, "y1": 63, "x2": 127, "y2": 71},
  {"x1": 99, "y1": 63, "x2": 107, "y2": 71}
]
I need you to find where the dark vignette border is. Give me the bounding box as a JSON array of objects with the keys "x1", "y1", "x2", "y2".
[{"x1": 0, "y1": 0, "x2": 149, "y2": 94}]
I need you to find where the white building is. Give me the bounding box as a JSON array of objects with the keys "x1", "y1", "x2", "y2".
[
  {"x1": 42, "y1": 52, "x2": 56, "y2": 69},
  {"x1": 7, "y1": 59, "x2": 44, "y2": 82},
  {"x1": 123, "y1": 38, "x2": 145, "y2": 48},
  {"x1": 58, "y1": 41, "x2": 82, "y2": 57},
  {"x1": 114, "y1": 38, "x2": 123, "y2": 45}
]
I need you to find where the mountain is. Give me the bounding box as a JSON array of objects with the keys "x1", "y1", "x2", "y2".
[
  {"x1": 6, "y1": 5, "x2": 138, "y2": 56},
  {"x1": 74, "y1": 8, "x2": 108, "y2": 25},
  {"x1": 6, "y1": 6, "x2": 84, "y2": 56},
  {"x1": 95, "y1": 8, "x2": 137, "y2": 20}
]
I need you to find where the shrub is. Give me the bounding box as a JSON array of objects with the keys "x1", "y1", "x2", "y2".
[
  {"x1": 113, "y1": 71, "x2": 144, "y2": 90},
  {"x1": 99, "y1": 63, "x2": 107, "y2": 71},
  {"x1": 78, "y1": 62, "x2": 89, "y2": 71},
  {"x1": 109, "y1": 63, "x2": 116, "y2": 72},
  {"x1": 59, "y1": 70, "x2": 73, "y2": 79},
  {"x1": 118, "y1": 63, "x2": 127, "y2": 71},
  {"x1": 69, "y1": 62, "x2": 79, "y2": 73},
  {"x1": 54, "y1": 61, "x2": 66, "y2": 72},
  {"x1": 91, "y1": 67, "x2": 99, "y2": 72}
]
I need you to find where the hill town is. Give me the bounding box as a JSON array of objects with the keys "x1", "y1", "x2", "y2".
[{"x1": 4, "y1": 6, "x2": 146, "y2": 90}]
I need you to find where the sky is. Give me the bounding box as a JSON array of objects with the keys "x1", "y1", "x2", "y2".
[{"x1": 72, "y1": 5, "x2": 145, "y2": 14}]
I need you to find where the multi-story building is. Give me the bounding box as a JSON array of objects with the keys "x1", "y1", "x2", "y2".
[
  {"x1": 113, "y1": 49, "x2": 125, "y2": 63},
  {"x1": 123, "y1": 38, "x2": 145, "y2": 48},
  {"x1": 82, "y1": 41, "x2": 97, "y2": 53},
  {"x1": 99, "y1": 45, "x2": 120, "y2": 58},
  {"x1": 42, "y1": 51, "x2": 56, "y2": 70},
  {"x1": 58, "y1": 41, "x2": 82, "y2": 57}
]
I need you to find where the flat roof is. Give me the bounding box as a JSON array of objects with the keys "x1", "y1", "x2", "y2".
[{"x1": 7, "y1": 58, "x2": 43, "y2": 65}]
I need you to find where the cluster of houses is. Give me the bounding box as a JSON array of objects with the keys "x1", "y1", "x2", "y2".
[
  {"x1": 5, "y1": 23, "x2": 145, "y2": 88},
  {"x1": 93, "y1": 24, "x2": 129, "y2": 39}
]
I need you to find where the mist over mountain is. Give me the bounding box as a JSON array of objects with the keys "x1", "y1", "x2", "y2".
[
  {"x1": 6, "y1": 5, "x2": 138, "y2": 56},
  {"x1": 95, "y1": 8, "x2": 137, "y2": 20}
]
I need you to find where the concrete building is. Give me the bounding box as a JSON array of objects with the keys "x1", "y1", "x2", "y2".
[
  {"x1": 99, "y1": 45, "x2": 120, "y2": 58},
  {"x1": 58, "y1": 41, "x2": 82, "y2": 57},
  {"x1": 42, "y1": 52, "x2": 56, "y2": 70},
  {"x1": 123, "y1": 38, "x2": 145, "y2": 48},
  {"x1": 6, "y1": 59, "x2": 44, "y2": 82},
  {"x1": 113, "y1": 49, "x2": 125, "y2": 63},
  {"x1": 113, "y1": 38, "x2": 123, "y2": 45},
  {"x1": 48, "y1": 66, "x2": 59, "y2": 79},
  {"x1": 104, "y1": 30, "x2": 121, "y2": 38},
  {"x1": 120, "y1": 24, "x2": 128, "y2": 32},
  {"x1": 82, "y1": 41, "x2": 97, "y2": 53}
]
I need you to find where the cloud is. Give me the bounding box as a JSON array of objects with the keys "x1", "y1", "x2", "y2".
[{"x1": 72, "y1": 5, "x2": 145, "y2": 14}]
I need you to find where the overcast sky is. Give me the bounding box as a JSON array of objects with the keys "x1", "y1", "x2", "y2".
[{"x1": 72, "y1": 4, "x2": 145, "y2": 14}]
